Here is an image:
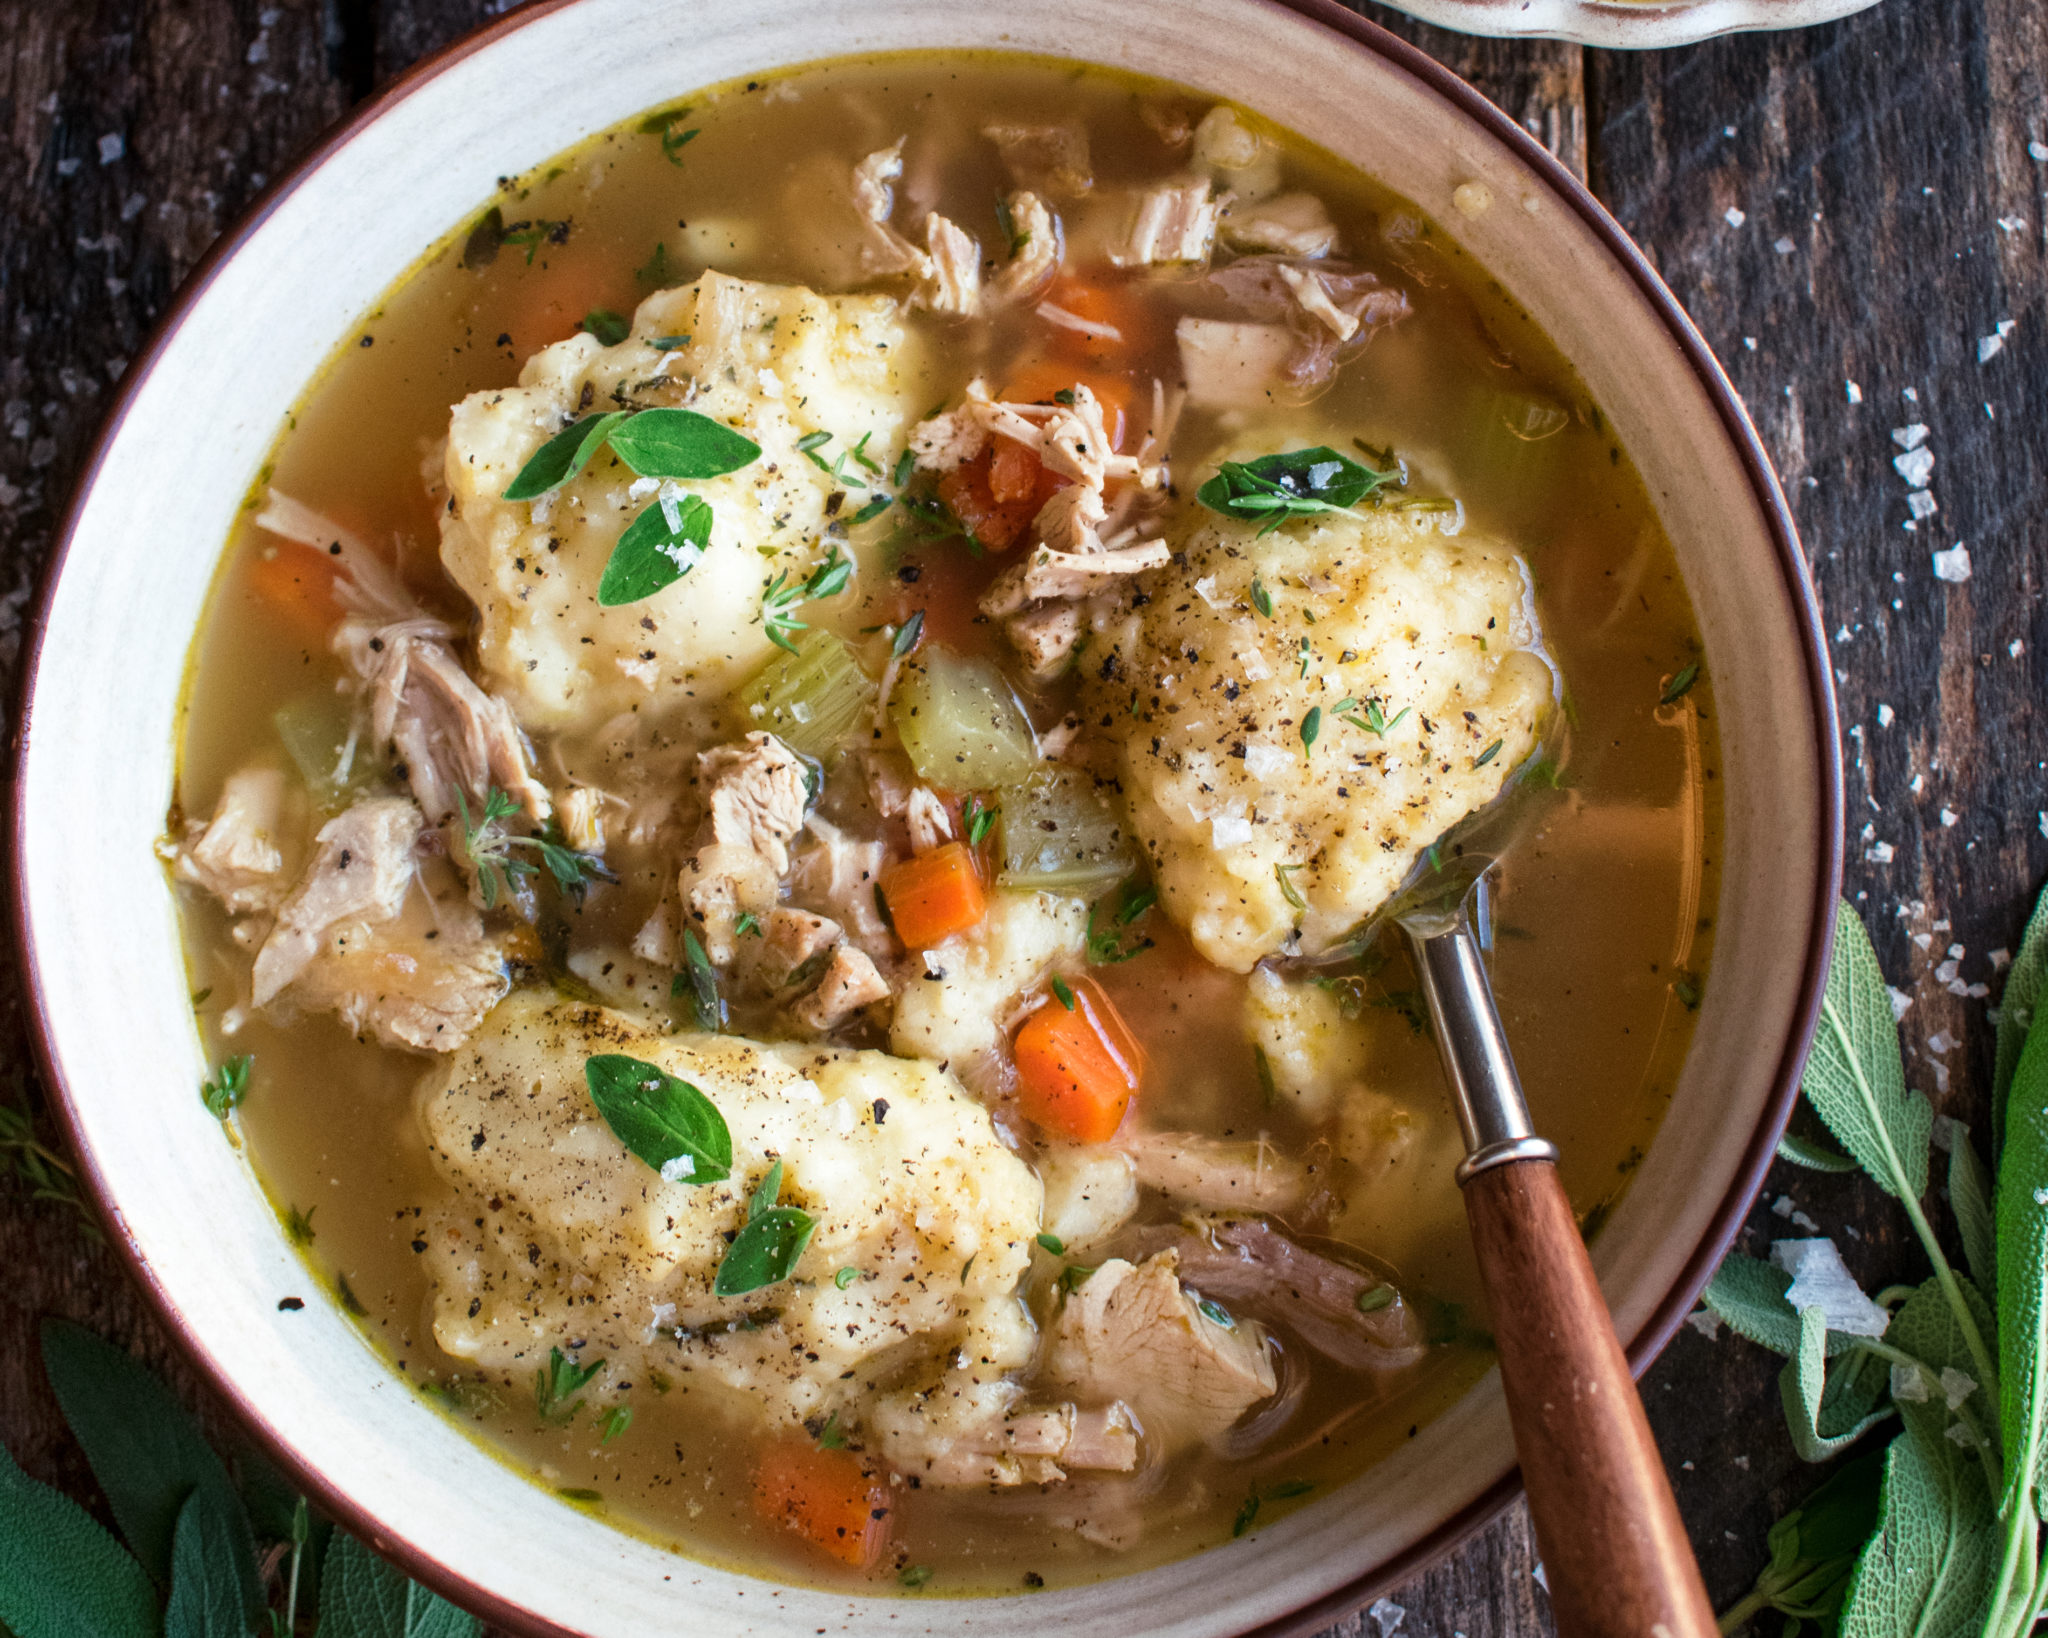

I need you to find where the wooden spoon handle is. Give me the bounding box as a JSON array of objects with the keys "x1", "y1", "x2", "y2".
[{"x1": 1462, "y1": 1157, "x2": 1717, "y2": 1638}]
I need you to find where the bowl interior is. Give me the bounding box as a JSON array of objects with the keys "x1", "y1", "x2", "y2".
[{"x1": 14, "y1": 2, "x2": 1832, "y2": 1634}]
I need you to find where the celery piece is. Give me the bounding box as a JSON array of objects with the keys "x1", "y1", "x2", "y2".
[
  {"x1": 273, "y1": 690, "x2": 366, "y2": 810},
  {"x1": 738, "y1": 628, "x2": 876, "y2": 760},
  {"x1": 996, "y1": 768, "x2": 1135, "y2": 891},
  {"x1": 890, "y1": 647, "x2": 1040, "y2": 789}
]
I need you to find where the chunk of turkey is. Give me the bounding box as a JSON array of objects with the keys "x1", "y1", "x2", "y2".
[
  {"x1": 981, "y1": 538, "x2": 1172, "y2": 618},
  {"x1": 987, "y1": 192, "x2": 1060, "y2": 305},
  {"x1": 787, "y1": 944, "x2": 890, "y2": 1031},
  {"x1": 1221, "y1": 191, "x2": 1340, "y2": 258},
  {"x1": 679, "y1": 733, "x2": 811, "y2": 962},
  {"x1": 1119, "y1": 1129, "x2": 1308, "y2": 1214},
  {"x1": 166, "y1": 766, "x2": 291, "y2": 915},
  {"x1": 1109, "y1": 181, "x2": 1228, "y2": 268},
  {"x1": 1046, "y1": 1252, "x2": 1276, "y2": 1453},
  {"x1": 335, "y1": 616, "x2": 550, "y2": 826},
  {"x1": 250, "y1": 796, "x2": 508, "y2": 1051},
  {"x1": 850, "y1": 141, "x2": 935, "y2": 278},
  {"x1": 921, "y1": 214, "x2": 981, "y2": 315},
  {"x1": 982, "y1": 122, "x2": 1094, "y2": 196},
  {"x1": 252, "y1": 798, "x2": 422, "y2": 1004}
]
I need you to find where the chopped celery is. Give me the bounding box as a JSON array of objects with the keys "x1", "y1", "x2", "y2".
[
  {"x1": 996, "y1": 768, "x2": 1135, "y2": 891},
  {"x1": 274, "y1": 690, "x2": 368, "y2": 810},
  {"x1": 738, "y1": 627, "x2": 875, "y2": 760},
  {"x1": 890, "y1": 646, "x2": 1041, "y2": 789}
]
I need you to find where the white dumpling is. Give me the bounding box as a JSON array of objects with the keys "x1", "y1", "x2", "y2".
[
  {"x1": 417, "y1": 992, "x2": 1040, "y2": 1429},
  {"x1": 1092, "y1": 506, "x2": 1552, "y2": 971},
  {"x1": 439, "y1": 272, "x2": 927, "y2": 735}
]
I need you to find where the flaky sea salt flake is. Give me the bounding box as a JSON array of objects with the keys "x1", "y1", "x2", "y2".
[
  {"x1": 1366, "y1": 1599, "x2": 1406, "y2": 1638},
  {"x1": 1932, "y1": 543, "x2": 1972, "y2": 583},
  {"x1": 1770, "y1": 1238, "x2": 1890, "y2": 1337},
  {"x1": 1724, "y1": 207, "x2": 1746, "y2": 227}
]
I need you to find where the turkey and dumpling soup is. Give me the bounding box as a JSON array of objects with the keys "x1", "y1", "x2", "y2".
[{"x1": 164, "y1": 54, "x2": 1719, "y2": 1594}]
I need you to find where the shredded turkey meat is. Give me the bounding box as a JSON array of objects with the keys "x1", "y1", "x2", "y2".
[
  {"x1": 921, "y1": 214, "x2": 981, "y2": 315},
  {"x1": 1123, "y1": 1218, "x2": 1430, "y2": 1374},
  {"x1": 987, "y1": 191, "x2": 1060, "y2": 306},
  {"x1": 286, "y1": 893, "x2": 509, "y2": 1053},
  {"x1": 1110, "y1": 180, "x2": 1228, "y2": 268},
  {"x1": 679, "y1": 732, "x2": 812, "y2": 962},
  {"x1": 982, "y1": 539, "x2": 1173, "y2": 619},
  {"x1": 1221, "y1": 191, "x2": 1340, "y2": 258},
  {"x1": 337, "y1": 617, "x2": 550, "y2": 827},
  {"x1": 251, "y1": 797, "x2": 423, "y2": 1003},
  {"x1": 787, "y1": 944, "x2": 891, "y2": 1031},
  {"x1": 1119, "y1": 1130, "x2": 1308, "y2": 1214},
  {"x1": 850, "y1": 141, "x2": 934, "y2": 279},
  {"x1": 982, "y1": 121, "x2": 1093, "y2": 196},
  {"x1": 1206, "y1": 256, "x2": 1413, "y2": 385},
  {"x1": 165, "y1": 766, "x2": 290, "y2": 916},
  {"x1": 904, "y1": 788, "x2": 953, "y2": 854},
  {"x1": 1047, "y1": 1251, "x2": 1276, "y2": 1453},
  {"x1": 786, "y1": 815, "x2": 894, "y2": 963}
]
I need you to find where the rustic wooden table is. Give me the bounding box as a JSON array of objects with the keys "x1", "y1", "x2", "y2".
[{"x1": 2, "y1": 0, "x2": 2041, "y2": 1631}]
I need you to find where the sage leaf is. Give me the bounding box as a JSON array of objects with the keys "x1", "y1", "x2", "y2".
[
  {"x1": 1949, "y1": 1124, "x2": 1996, "y2": 1294},
  {"x1": 0, "y1": 1439, "x2": 158, "y2": 1638},
  {"x1": 502, "y1": 411, "x2": 628, "y2": 501},
  {"x1": 1993, "y1": 880, "x2": 2048, "y2": 1157},
  {"x1": 1841, "y1": 1277, "x2": 1999, "y2": 1638},
  {"x1": 1779, "y1": 1308, "x2": 1896, "y2": 1461},
  {"x1": 164, "y1": 1489, "x2": 247, "y2": 1638},
  {"x1": 39, "y1": 1318, "x2": 260, "y2": 1612},
  {"x1": 1993, "y1": 1008, "x2": 2048, "y2": 1579},
  {"x1": 714, "y1": 1205, "x2": 816, "y2": 1297},
  {"x1": 316, "y1": 1530, "x2": 480, "y2": 1638},
  {"x1": 604, "y1": 408, "x2": 759, "y2": 480},
  {"x1": 1778, "y1": 1129, "x2": 1861, "y2": 1173},
  {"x1": 1720, "y1": 1449, "x2": 1884, "y2": 1637},
  {"x1": 1705, "y1": 1252, "x2": 1856, "y2": 1359},
  {"x1": 1842, "y1": 1427, "x2": 1996, "y2": 1638},
  {"x1": 1804, "y1": 901, "x2": 1932, "y2": 1203},
  {"x1": 583, "y1": 1054, "x2": 731, "y2": 1184},
  {"x1": 598, "y1": 494, "x2": 713, "y2": 606}
]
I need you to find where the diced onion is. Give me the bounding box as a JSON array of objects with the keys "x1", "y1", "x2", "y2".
[
  {"x1": 889, "y1": 646, "x2": 1041, "y2": 789},
  {"x1": 996, "y1": 767, "x2": 1135, "y2": 891}
]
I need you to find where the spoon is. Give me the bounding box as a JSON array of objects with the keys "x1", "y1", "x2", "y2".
[{"x1": 1397, "y1": 870, "x2": 1716, "y2": 1638}]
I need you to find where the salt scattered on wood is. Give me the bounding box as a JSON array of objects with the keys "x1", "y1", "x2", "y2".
[
  {"x1": 1724, "y1": 207, "x2": 1746, "y2": 227},
  {"x1": 1684, "y1": 1308, "x2": 1722, "y2": 1340},
  {"x1": 1366, "y1": 1598, "x2": 1406, "y2": 1638},
  {"x1": 1991, "y1": 948, "x2": 2012, "y2": 972},
  {"x1": 1770, "y1": 1238, "x2": 1891, "y2": 1337},
  {"x1": 1877, "y1": 703, "x2": 1895, "y2": 727},
  {"x1": 96, "y1": 133, "x2": 123, "y2": 164},
  {"x1": 1893, "y1": 445, "x2": 1935, "y2": 486},
  {"x1": 2031, "y1": 141, "x2": 2048, "y2": 161},
  {"x1": 1932, "y1": 542, "x2": 1972, "y2": 582},
  {"x1": 1846, "y1": 380, "x2": 1863, "y2": 403},
  {"x1": 1773, "y1": 236, "x2": 1795, "y2": 254},
  {"x1": 1866, "y1": 839, "x2": 1896, "y2": 863},
  {"x1": 1889, "y1": 986, "x2": 1913, "y2": 1020}
]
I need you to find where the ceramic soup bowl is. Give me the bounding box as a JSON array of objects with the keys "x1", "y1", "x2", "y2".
[{"x1": 11, "y1": 1, "x2": 1841, "y2": 1632}]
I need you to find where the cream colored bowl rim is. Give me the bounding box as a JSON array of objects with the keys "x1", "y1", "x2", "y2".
[{"x1": 10, "y1": 2, "x2": 1842, "y2": 1633}]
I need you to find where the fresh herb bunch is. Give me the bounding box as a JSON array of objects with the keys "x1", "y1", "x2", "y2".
[
  {"x1": 0, "y1": 1319, "x2": 479, "y2": 1638},
  {"x1": 1195, "y1": 446, "x2": 1404, "y2": 536},
  {"x1": 1708, "y1": 886, "x2": 2048, "y2": 1638},
  {"x1": 1, "y1": 1071, "x2": 97, "y2": 1237},
  {"x1": 456, "y1": 787, "x2": 614, "y2": 911}
]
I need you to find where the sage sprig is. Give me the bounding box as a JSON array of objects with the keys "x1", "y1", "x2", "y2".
[
  {"x1": 1710, "y1": 886, "x2": 2048, "y2": 1638},
  {"x1": 1, "y1": 1318, "x2": 477, "y2": 1638}
]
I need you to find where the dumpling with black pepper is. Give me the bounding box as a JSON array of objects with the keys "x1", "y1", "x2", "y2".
[{"x1": 1088, "y1": 503, "x2": 1551, "y2": 971}]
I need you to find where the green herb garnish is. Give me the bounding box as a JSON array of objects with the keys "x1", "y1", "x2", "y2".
[
  {"x1": 583, "y1": 1053, "x2": 732, "y2": 1184},
  {"x1": 1197, "y1": 1297, "x2": 1235, "y2": 1329},
  {"x1": 1661, "y1": 661, "x2": 1701, "y2": 704},
  {"x1": 891, "y1": 610, "x2": 926, "y2": 659},
  {"x1": 597, "y1": 1405, "x2": 633, "y2": 1444},
  {"x1": 200, "y1": 1055, "x2": 251, "y2": 1121},
  {"x1": 1197, "y1": 447, "x2": 1401, "y2": 536},
  {"x1": 714, "y1": 1161, "x2": 816, "y2": 1298},
  {"x1": 899, "y1": 1565, "x2": 934, "y2": 1589},
  {"x1": 1300, "y1": 707, "x2": 1322, "y2": 754},
  {"x1": 1356, "y1": 1285, "x2": 1396, "y2": 1314},
  {"x1": 1341, "y1": 697, "x2": 1410, "y2": 738},
  {"x1": 1051, "y1": 976, "x2": 1076, "y2": 1011},
  {"x1": 671, "y1": 930, "x2": 724, "y2": 1033},
  {"x1": 458, "y1": 786, "x2": 614, "y2": 908},
  {"x1": 1275, "y1": 863, "x2": 1307, "y2": 913},
  {"x1": 1474, "y1": 738, "x2": 1504, "y2": 769},
  {"x1": 1036, "y1": 1232, "x2": 1066, "y2": 1255},
  {"x1": 535, "y1": 1347, "x2": 605, "y2": 1425},
  {"x1": 1249, "y1": 577, "x2": 1274, "y2": 618},
  {"x1": 283, "y1": 1204, "x2": 316, "y2": 1246},
  {"x1": 834, "y1": 1266, "x2": 863, "y2": 1290},
  {"x1": 635, "y1": 241, "x2": 671, "y2": 287},
  {"x1": 760, "y1": 550, "x2": 852, "y2": 653},
  {"x1": 963, "y1": 795, "x2": 998, "y2": 847},
  {"x1": 581, "y1": 308, "x2": 630, "y2": 346},
  {"x1": 1085, "y1": 883, "x2": 1156, "y2": 965},
  {"x1": 815, "y1": 1410, "x2": 847, "y2": 1450}
]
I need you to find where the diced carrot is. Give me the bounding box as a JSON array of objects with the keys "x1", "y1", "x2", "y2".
[
  {"x1": 1013, "y1": 977, "x2": 1143, "y2": 1144},
  {"x1": 987, "y1": 436, "x2": 1043, "y2": 506},
  {"x1": 879, "y1": 842, "x2": 987, "y2": 948},
  {"x1": 753, "y1": 1438, "x2": 891, "y2": 1571},
  {"x1": 246, "y1": 543, "x2": 343, "y2": 639},
  {"x1": 936, "y1": 441, "x2": 1048, "y2": 552},
  {"x1": 998, "y1": 358, "x2": 1133, "y2": 452},
  {"x1": 1036, "y1": 273, "x2": 1151, "y2": 377}
]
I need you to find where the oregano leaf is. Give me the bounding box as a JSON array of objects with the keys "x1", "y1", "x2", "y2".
[
  {"x1": 582, "y1": 1055, "x2": 731, "y2": 1185},
  {"x1": 501, "y1": 411, "x2": 628, "y2": 501},
  {"x1": 714, "y1": 1205, "x2": 816, "y2": 1297},
  {"x1": 597, "y1": 495, "x2": 713, "y2": 606},
  {"x1": 604, "y1": 409, "x2": 759, "y2": 480}
]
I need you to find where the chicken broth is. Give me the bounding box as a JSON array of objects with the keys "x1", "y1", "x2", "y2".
[{"x1": 167, "y1": 53, "x2": 1718, "y2": 1596}]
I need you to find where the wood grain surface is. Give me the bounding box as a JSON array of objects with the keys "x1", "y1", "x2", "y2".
[{"x1": 2, "y1": 0, "x2": 2044, "y2": 1632}]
